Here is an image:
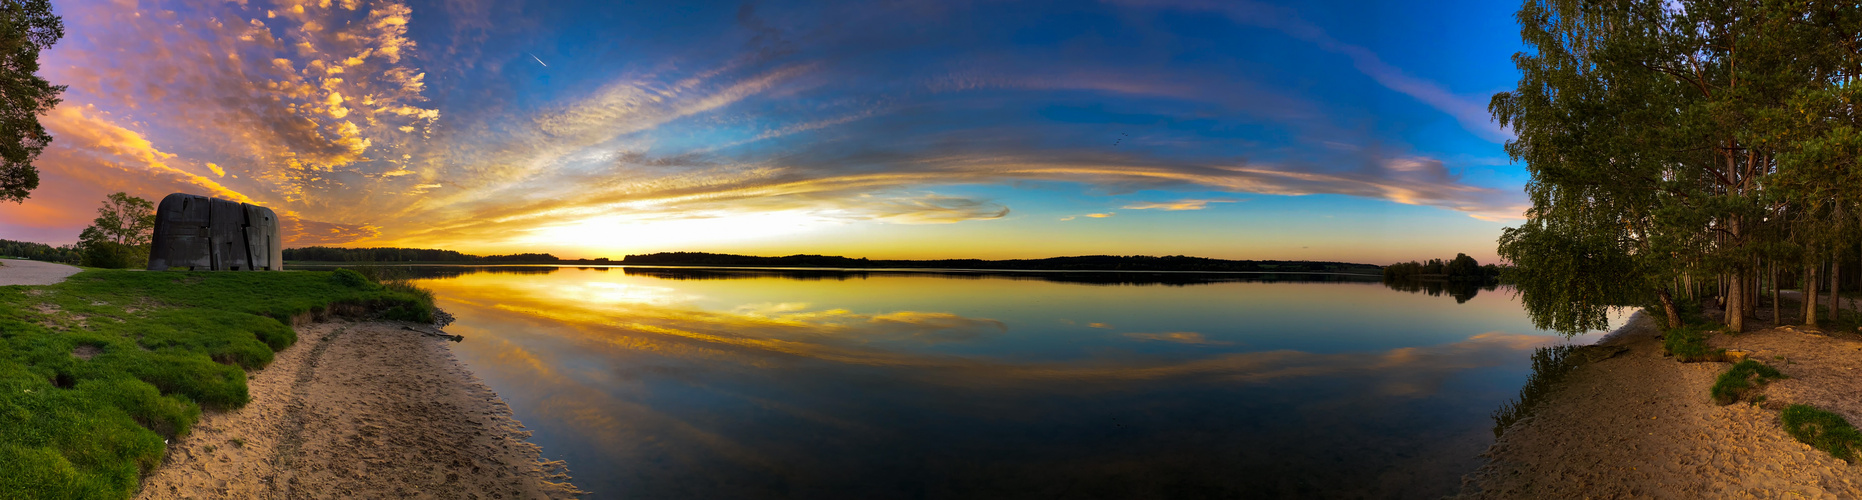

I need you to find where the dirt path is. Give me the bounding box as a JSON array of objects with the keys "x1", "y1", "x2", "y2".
[
  {"x1": 1457, "y1": 313, "x2": 1862, "y2": 498},
  {"x1": 136, "y1": 320, "x2": 581, "y2": 499},
  {"x1": 0, "y1": 258, "x2": 81, "y2": 286}
]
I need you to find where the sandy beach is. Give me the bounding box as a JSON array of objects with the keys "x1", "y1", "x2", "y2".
[
  {"x1": 1457, "y1": 310, "x2": 1862, "y2": 498},
  {"x1": 136, "y1": 319, "x2": 581, "y2": 499}
]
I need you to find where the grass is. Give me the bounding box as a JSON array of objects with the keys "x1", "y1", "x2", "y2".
[
  {"x1": 1492, "y1": 344, "x2": 1580, "y2": 437},
  {"x1": 1662, "y1": 324, "x2": 1727, "y2": 362},
  {"x1": 1709, "y1": 360, "x2": 1787, "y2": 405},
  {"x1": 1780, "y1": 405, "x2": 1862, "y2": 463},
  {"x1": 0, "y1": 269, "x2": 437, "y2": 498}
]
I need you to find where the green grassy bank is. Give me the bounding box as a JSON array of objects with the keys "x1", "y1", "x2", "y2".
[{"x1": 0, "y1": 268, "x2": 436, "y2": 498}]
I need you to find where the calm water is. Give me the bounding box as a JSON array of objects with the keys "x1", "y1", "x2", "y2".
[{"x1": 352, "y1": 266, "x2": 1622, "y2": 499}]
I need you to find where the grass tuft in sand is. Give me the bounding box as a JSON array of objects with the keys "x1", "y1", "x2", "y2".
[
  {"x1": 1709, "y1": 360, "x2": 1785, "y2": 405},
  {"x1": 1781, "y1": 404, "x2": 1861, "y2": 464},
  {"x1": 1662, "y1": 324, "x2": 1725, "y2": 362}
]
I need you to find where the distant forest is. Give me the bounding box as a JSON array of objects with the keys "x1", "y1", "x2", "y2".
[
  {"x1": 0, "y1": 239, "x2": 80, "y2": 264},
  {"x1": 282, "y1": 247, "x2": 1383, "y2": 274},
  {"x1": 283, "y1": 246, "x2": 581, "y2": 263},
  {"x1": 1382, "y1": 253, "x2": 1503, "y2": 282},
  {"x1": 620, "y1": 252, "x2": 1382, "y2": 273}
]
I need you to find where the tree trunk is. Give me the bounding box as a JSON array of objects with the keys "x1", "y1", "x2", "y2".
[
  {"x1": 1771, "y1": 261, "x2": 1779, "y2": 326},
  {"x1": 1728, "y1": 268, "x2": 1745, "y2": 332},
  {"x1": 1658, "y1": 288, "x2": 1682, "y2": 329},
  {"x1": 1830, "y1": 261, "x2": 1841, "y2": 322},
  {"x1": 1805, "y1": 261, "x2": 1819, "y2": 327}
]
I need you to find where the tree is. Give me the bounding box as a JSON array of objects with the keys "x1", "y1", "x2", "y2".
[
  {"x1": 1491, "y1": 0, "x2": 1859, "y2": 334},
  {"x1": 77, "y1": 192, "x2": 153, "y2": 268},
  {"x1": 0, "y1": 0, "x2": 65, "y2": 202}
]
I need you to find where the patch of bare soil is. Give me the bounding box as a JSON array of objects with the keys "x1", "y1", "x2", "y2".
[
  {"x1": 136, "y1": 321, "x2": 581, "y2": 499},
  {"x1": 1457, "y1": 313, "x2": 1862, "y2": 498},
  {"x1": 0, "y1": 259, "x2": 80, "y2": 286}
]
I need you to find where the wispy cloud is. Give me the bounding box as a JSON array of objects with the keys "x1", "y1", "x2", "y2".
[
  {"x1": 1123, "y1": 198, "x2": 1240, "y2": 211},
  {"x1": 1109, "y1": 0, "x2": 1513, "y2": 143},
  {"x1": 1123, "y1": 332, "x2": 1233, "y2": 345},
  {"x1": 7, "y1": 0, "x2": 1524, "y2": 252}
]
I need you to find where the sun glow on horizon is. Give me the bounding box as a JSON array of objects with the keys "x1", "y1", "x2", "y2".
[{"x1": 513, "y1": 210, "x2": 837, "y2": 256}]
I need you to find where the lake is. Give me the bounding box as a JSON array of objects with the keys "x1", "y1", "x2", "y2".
[{"x1": 348, "y1": 266, "x2": 1624, "y2": 499}]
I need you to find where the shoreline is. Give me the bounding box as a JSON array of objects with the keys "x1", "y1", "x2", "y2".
[
  {"x1": 1457, "y1": 308, "x2": 1862, "y2": 497},
  {"x1": 136, "y1": 319, "x2": 581, "y2": 498}
]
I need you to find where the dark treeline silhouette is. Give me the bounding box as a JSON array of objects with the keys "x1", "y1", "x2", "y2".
[
  {"x1": 283, "y1": 246, "x2": 597, "y2": 264},
  {"x1": 0, "y1": 239, "x2": 80, "y2": 264},
  {"x1": 621, "y1": 252, "x2": 1383, "y2": 274},
  {"x1": 622, "y1": 267, "x2": 1382, "y2": 286},
  {"x1": 290, "y1": 264, "x2": 564, "y2": 280},
  {"x1": 1382, "y1": 253, "x2": 1502, "y2": 282},
  {"x1": 284, "y1": 248, "x2": 1385, "y2": 274}
]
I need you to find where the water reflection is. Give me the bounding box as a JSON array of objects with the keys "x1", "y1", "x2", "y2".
[
  {"x1": 1381, "y1": 279, "x2": 1501, "y2": 303},
  {"x1": 389, "y1": 267, "x2": 1609, "y2": 499}
]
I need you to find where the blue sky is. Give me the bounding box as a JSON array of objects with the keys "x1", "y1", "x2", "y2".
[{"x1": 1, "y1": 0, "x2": 1531, "y2": 263}]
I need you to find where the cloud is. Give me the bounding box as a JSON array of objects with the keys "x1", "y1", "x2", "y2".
[
  {"x1": 1122, "y1": 198, "x2": 1239, "y2": 211},
  {"x1": 1109, "y1": 0, "x2": 1513, "y2": 143},
  {"x1": 7, "y1": 0, "x2": 1525, "y2": 252},
  {"x1": 1123, "y1": 332, "x2": 1233, "y2": 345}
]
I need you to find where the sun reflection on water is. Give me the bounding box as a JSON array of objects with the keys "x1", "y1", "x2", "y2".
[{"x1": 408, "y1": 267, "x2": 1626, "y2": 499}]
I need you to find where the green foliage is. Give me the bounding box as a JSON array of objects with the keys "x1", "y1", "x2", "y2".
[
  {"x1": 78, "y1": 242, "x2": 144, "y2": 270},
  {"x1": 0, "y1": 239, "x2": 78, "y2": 264},
  {"x1": 1710, "y1": 360, "x2": 1786, "y2": 405},
  {"x1": 1780, "y1": 405, "x2": 1861, "y2": 463},
  {"x1": 328, "y1": 268, "x2": 372, "y2": 288},
  {"x1": 75, "y1": 193, "x2": 154, "y2": 269},
  {"x1": 0, "y1": 269, "x2": 441, "y2": 498},
  {"x1": 0, "y1": 0, "x2": 65, "y2": 203},
  {"x1": 1383, "y1": 253, "x2": 1502, "y2": 282},
  {"x1": 1491, "y1": 0, "x2": 1862, "y2": 334},
  {"x1": 1661, "y1": 325, "x2": 1726, "y2": 363},
  {"x1": 82, "y1": 193, "x2": 154, "y2": 248}
]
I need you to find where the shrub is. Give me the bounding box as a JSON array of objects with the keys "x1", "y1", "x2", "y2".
[
  {"x1": 1662, "y1": 324, "x2": 1724, "y2": 362},
  {"x1": 78, "y1": 243, "x2": 146, "y2": 270},
  {"x1": 328, "y1": 268, "x2": 371, "y2": 288},
  {"x1": 1709, "y1": 360, "x2": 1786, "y2": 405},
  {"x1": 1781, "y1": 405, "x2": 1861, "y2": 463}
]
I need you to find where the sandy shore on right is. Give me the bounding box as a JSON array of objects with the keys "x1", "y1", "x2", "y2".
[{"x1": 1457, "y1": 310, "x2": 1862, "y2": 498}]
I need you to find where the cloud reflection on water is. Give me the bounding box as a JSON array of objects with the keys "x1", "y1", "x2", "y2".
[{"x1": 423, "y1": 269, "x2": 1576, "y2": 498}]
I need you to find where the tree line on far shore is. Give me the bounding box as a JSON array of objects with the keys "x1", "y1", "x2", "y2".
[
  {"x1": 281, "y1": 246, "x2": 573, "y2": 263},
  {"x1": 1382, "y1": 253, "x2": 1503, "y2": 283}
]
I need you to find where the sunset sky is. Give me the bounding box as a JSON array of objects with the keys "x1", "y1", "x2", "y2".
[{"x1": 0, "y1": 0, "x2": 1528, "y2": 263}]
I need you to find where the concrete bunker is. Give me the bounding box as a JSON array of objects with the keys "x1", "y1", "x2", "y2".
[{"x1": 147, "y1": 193, "x2": 284, "y2": 271}]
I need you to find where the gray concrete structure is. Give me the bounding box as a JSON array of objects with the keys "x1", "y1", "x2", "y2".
[{"x1": 147, "y1": 193, "x2": 284, "y2": 271}]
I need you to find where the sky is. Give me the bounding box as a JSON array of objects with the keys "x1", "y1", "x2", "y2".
[{"x1": 0, "y1": 0, "x2": 1531, "y2": 263}]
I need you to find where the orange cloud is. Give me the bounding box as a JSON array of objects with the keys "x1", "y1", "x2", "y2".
[{"x1": 1123, "y1": 198, "x2": 1239, "y2": 211}]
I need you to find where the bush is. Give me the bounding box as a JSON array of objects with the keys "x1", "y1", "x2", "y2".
[
  {"x1": 328, "y1": 268, "x2": 371, "y2": 288},
  {"x1": 1662, "y1": 324, "x2": 1724, "y2": 362},
  {"x1": 1781, "y1": 405, "x2": 1861, "y2": 463},
  {"x1": 1709, "y1": 360, "x2": 1786, "y2": 405},
  {"x1": 78, "y1": 243, "x2": 146, "y2": 270}
]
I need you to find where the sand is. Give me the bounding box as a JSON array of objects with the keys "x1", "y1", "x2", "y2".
[
  {"x1": 136, "y1": 320, "x2": 582, "y2": 499},
  {"x1": 0, "y1": 259, "x2": 81, "y2": 286},
  {"x1": 1457, "y1": 311, "x2": 1862, "y2": 498}
]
